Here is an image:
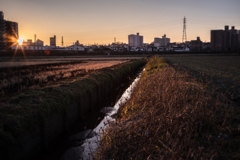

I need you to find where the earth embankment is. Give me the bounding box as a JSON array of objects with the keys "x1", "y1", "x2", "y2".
[{"x1": 0, "y1": 58, "x2": 146, "y2": 160}]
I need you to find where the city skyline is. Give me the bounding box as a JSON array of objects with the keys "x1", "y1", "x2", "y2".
[{"x1": 1, "y1": 0, "x2": 240, "y2": 46}]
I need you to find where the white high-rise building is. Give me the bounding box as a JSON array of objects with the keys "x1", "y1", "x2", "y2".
[
  {"x1": 128, "y1": 33, "x2": 143, "y2": 47},
  {"x1": 162, "y1": 34, "x2": 170, "y2": 46},
  {"x1": 154, "y1": 34, "x2": 170, "y2": 47}
]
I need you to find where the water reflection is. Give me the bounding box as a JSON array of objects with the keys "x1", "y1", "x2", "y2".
[{"x1": 61, "y1": 69, "x2": 143, "y2": 160}]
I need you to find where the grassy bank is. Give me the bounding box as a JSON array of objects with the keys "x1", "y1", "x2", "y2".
[
  {"x1": 0, "y1": 58, "x2": 146, "y2": 159},
  {"x1": 96, "y1": 56, "x2": 240, "y2": 159}
]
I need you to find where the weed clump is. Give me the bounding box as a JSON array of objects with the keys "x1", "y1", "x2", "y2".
[{"x1": 96, "y1": 56, "x2": 240, "y2": 159}]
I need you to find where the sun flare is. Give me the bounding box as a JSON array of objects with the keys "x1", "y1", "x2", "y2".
[{"x1": 17, "y1": 37, "x2": 24, "y2": 45}]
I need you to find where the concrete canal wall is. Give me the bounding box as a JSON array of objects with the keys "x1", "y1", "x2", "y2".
[{"x1": 0, "y1": 59, "x2": 146, "y2": 160}]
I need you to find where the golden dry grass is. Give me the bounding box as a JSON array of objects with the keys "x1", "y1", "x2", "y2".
[
  {"x1": 0, "y1": 60, "x2": 128, "y2": 96},
  {"x1": 96, "y1": 56, "x2": 240, "y2": 160}
]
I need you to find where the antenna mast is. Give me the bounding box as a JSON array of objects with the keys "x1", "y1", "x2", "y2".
[
  {"x1": 61, "y1": 36, "x2": 64, "y2": 46},
  {"x1": 182, "y1": 16, "x2": 187, "y2": 43}
]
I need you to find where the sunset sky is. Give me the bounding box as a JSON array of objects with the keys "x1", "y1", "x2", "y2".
[{"x1": 1, "y1": 0, "x2": 240, "y2": 46}]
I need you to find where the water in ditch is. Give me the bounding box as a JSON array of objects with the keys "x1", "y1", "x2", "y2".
[
  {"x1": 35, "y1": 68, "x2": 144, "y2": 160},
  {"x1": 61, "y1": 69, "x2": 143, "y2": 160}
]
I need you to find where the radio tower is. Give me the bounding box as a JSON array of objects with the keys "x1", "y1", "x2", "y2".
[
  {"x1": 61, "y1": 36, "x2": 64, "y2": 46},
  {"x1": 182, "y1": 16, "x2": 187, "y2": 43}
]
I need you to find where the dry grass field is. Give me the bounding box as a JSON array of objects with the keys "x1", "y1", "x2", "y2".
[
  {"x1": 162, "y1": 54, "x2": 240, "y2": 104},
  {"x1": 96, "y1": 55, "x2": 240, "y2": 159},
  {"x1": 0, "y1": 60, "x2": 127, "y2": 96}
]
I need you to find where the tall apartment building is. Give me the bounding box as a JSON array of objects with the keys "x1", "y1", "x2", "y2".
[
  {"x1": 5, "y1": 20, "x2": 19, "y2": 49},
  {"x1": 211, "y1": 25, "x2": 239, "y2": 52},
  {"x1": 0, "y1": 11, "x2": 19, "y2": 50},
  {"x1": 0, "y1": 11, "x2": 5, "y2": 50},
  {"x1": 50, "y1": 35, "x2": 56, "y2": 47},
  {"x1": 211, "y1": 30, "x2": 224, "y2": 51},
  {"x1": 128, "y1": 33, "x2": 143, "y2": 47},
  {"x1": 154, "y1": 34, "x2": 170, "y2": 47},
  {"x1": 162, "y1": 34, "x2": 170, "y2": 46}
]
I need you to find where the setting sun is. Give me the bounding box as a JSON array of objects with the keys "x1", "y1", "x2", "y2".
[{"x1": 17, "y1": 37, "x2": 24, "y2": 45}]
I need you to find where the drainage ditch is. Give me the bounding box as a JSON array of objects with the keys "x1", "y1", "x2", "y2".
[{"x1": 35, "y1": 66, "x2": 144, "y2": 160}]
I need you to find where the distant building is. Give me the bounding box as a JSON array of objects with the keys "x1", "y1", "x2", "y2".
[
  {"x1": 154, "y1": 34, "x2": 170, "y2": 47},
  {"x1": 211, "y1": 30, "x2": 224, "y2": 51},
  {"x1": 35, "y1": 39, "x2": 44, "y2": 47},
  {"x1": 128, "y1": 32, "x2": 143, "y2": 47},
  {"x1": 34, "y1": 39, "x2": 44, "y2": 50},
  {"x1": 238, "y1": 30, "x2": 240, "y2": 50},
  {"x1": 67, "y1": 40, "x2": 84, "y2": 51},
  {"x1": 161, "y1": 34, "x2": 170, "y2": 46},
  {"x1": 0, "y1": 11, "x2": 5, "y2": 50},
  {"x1": 190, "y1": 37, "x2": 202, "y2": 52},
  {"x1": 22, "y1": 41, "x2": 37, "y2": 50},
  {"x1": 211, "y1": 25, "x2": 239, "y2": 52},
  {"x1": 230, "y1": 26, "x2": 239, "y2": 51},
  {"x1": 173, "y1": 47, "x2": 190, "y2": 52},
  {"x1": 50, "y1": 35, "x2": 56, "y2": 47},
  {"x1": 202, "y1": 42, "x2": 211, "y2": 52},
  {"x1": 153, "y1": 38, "x2": 161, "y2": 47},
  {"x1": 22, "y1": 39, "x2": 33, "y2": 46},
  {"x1": 167, "y1": 42, "x2": 177, "y2": 48},
  {"x1": 21, "y1": 39, "x2": 45, "y2": 50},
  {"x1": 5, "y1": 20, "x2": 18, "y2": 49}
]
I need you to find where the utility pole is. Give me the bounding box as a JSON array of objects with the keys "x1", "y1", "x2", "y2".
[
  {"x1": 182, "y1": 16, "x2": 187, "y2": 44},
  {"x1": 62, "y1": 36, "x2": 64, "y2": 46},
  {"x1": 34, "y1": 34, "x2": 36, "y2": 50}
]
